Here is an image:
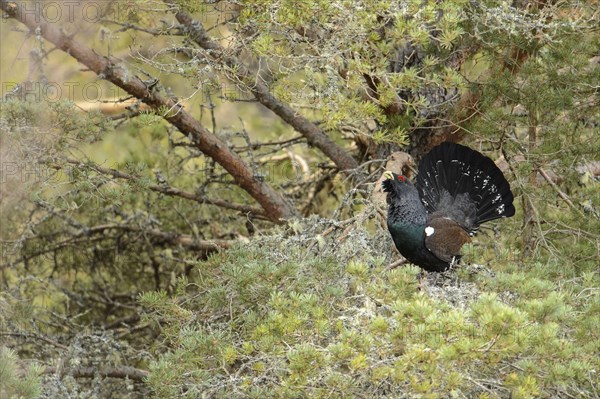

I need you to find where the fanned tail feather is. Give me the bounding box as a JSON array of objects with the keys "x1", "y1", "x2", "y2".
[{"x1": 416, "y1": 142, "x2": 515, "y2": 231}]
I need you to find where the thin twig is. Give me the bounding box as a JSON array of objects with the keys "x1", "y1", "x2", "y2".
[
  {"x1": 538, "y1": 167, "x2": 584, "y2": 216},
  {"x1": 63, "y1": 159, "x2": 266, "y2": 217}
]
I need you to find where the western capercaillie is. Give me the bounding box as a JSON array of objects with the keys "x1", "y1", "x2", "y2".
[{"x1": 382, "y1": 142, "x2": 515, "y2": 272}]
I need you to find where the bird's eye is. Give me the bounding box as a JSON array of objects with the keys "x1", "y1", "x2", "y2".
[{"x1": 398, "y1": 175, "x2": 406, "y2": 182}]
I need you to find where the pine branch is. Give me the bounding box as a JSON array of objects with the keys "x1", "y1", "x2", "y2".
[
  {"x1": 169, "y1": 5, "x2": 360, "y2": 175},
  {"x1": 0, "y1": 0, "x2": 295, "y2": 223}
]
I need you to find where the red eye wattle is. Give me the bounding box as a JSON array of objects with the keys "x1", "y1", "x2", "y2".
[{"x1": 398, "y1": 175, "x2": 406, "y2": 182}]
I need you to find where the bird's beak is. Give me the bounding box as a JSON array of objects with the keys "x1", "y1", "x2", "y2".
[{"x1": 383, "y1": 171, "x2": 394, "y2": 180}]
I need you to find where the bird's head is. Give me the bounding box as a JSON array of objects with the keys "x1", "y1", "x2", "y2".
[
  {"x1": 381, "y1": 170, "x2": 426, "y2": 223},
  {"x1": 382, "y1": 171, "x2": 410, "y2": 190},
  {"x1": 382, "y1": 171, "x2": 417, "y2": 200}
]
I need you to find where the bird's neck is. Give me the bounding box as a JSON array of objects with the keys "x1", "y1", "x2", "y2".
[{"x1": 387, "y1": 186, "x2": 427, "y2": 226}]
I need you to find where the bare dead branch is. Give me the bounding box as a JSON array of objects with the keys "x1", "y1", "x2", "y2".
[
  {"x1": 83, "y1": 224, "x2": 234, "y2": 252},
  {"x1": 0, "y1": 332, "x2": 68, "y2": 350},
  {"x1": 44, "y1": 365, "x2": 149, "y2": 382},
  {"x1": 233, "y1": 136, "x2": 305, "y2": 152},
  {"x1": 4, "y1": 221, "x2": 234, "y2": 271}
]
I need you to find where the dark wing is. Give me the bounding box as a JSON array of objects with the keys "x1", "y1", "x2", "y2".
[{"x1": 424, "y1": 215, "x2": 471, "y2": 263}]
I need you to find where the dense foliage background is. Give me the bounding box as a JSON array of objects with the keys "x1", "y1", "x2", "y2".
[{"x1": 1, "y1": 0, "x2": 598, "y2": 398}]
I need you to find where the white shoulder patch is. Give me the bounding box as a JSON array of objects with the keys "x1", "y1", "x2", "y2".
[{"x1": 425, "y1": 226, "x2": 435, "y2": 236}]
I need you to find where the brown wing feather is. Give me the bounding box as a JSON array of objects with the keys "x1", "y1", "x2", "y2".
[{"x1": 424, "y1": 217, "x2": 471, "y2": 263}]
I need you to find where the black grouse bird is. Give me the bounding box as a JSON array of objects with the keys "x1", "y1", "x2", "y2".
[{"x1": 382, "y1": 142, "x2": 515, "y2": 272}]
